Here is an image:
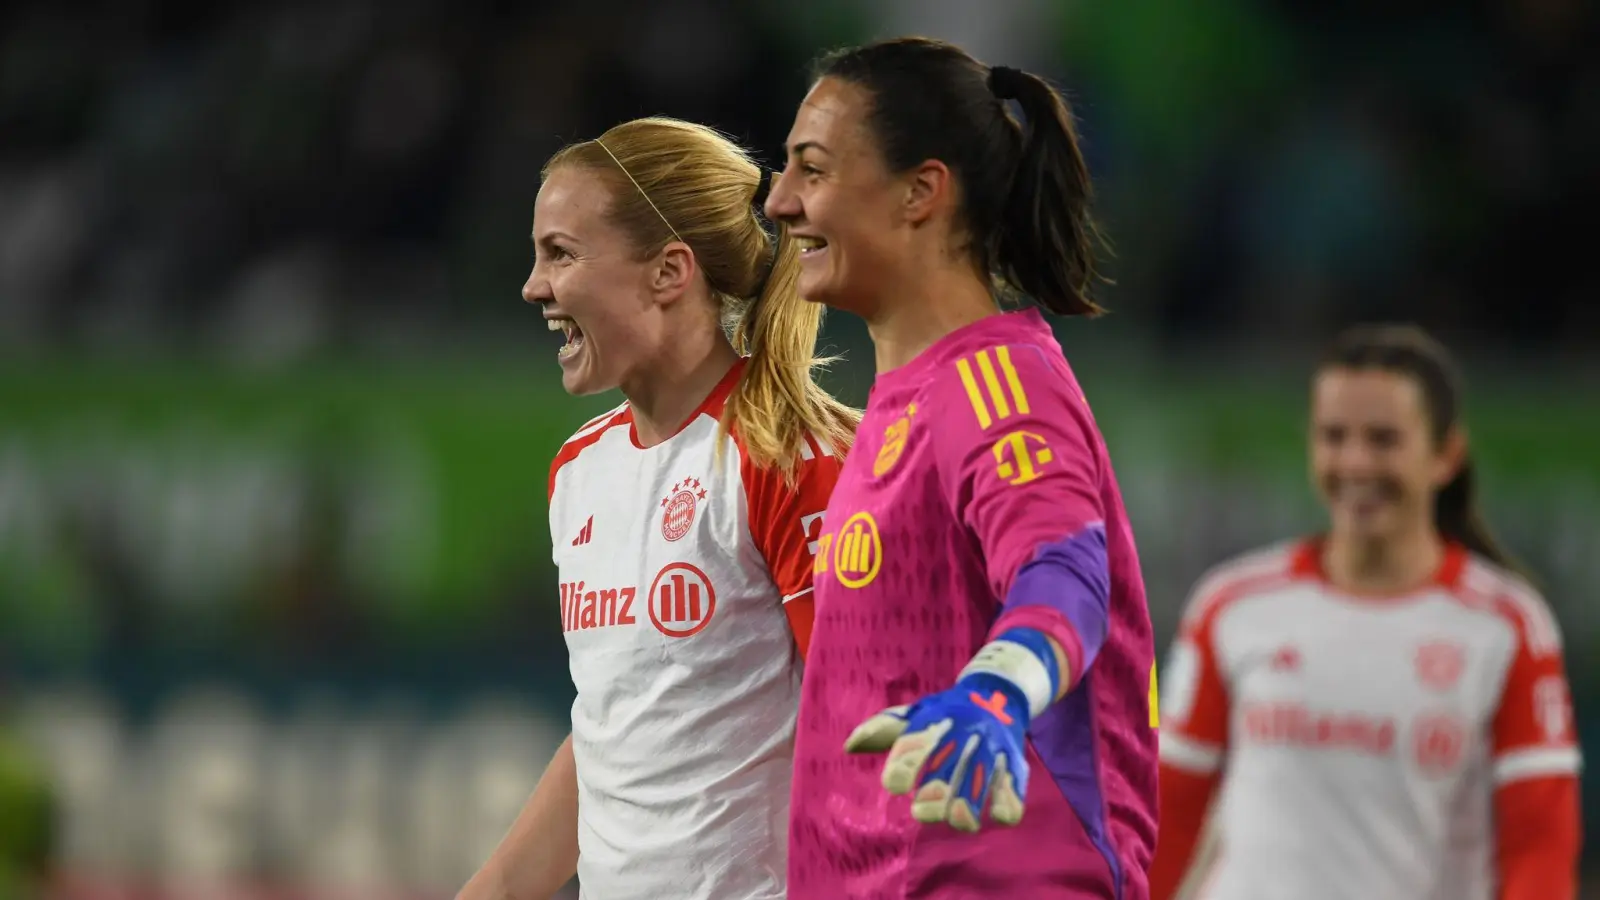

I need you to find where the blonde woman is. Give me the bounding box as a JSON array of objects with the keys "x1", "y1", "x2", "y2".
[{"x1": 458, "y1": 118, "x2": 859, "y2": 900}]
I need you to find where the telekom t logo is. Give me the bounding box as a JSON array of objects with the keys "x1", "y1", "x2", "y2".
[{"x1": 992, "y1": 430, "x2": 1054, "y2": 486}]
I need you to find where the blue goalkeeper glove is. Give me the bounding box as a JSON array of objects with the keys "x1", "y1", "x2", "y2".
[{"x1": 843, "y1": 627, "x2": 1063, "y2": 832}]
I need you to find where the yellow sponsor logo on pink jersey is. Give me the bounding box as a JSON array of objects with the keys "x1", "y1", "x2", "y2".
[
  {"x1": 813, "y1": 533, "x2": 833, "y2": 576},
  {"x1": 832, "y1": 511, "x2": 882, "y2": 589}
]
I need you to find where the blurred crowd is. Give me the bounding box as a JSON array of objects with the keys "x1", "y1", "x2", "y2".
[
  {"x1": 1064, "y1": 0, "x2": 1600, "y2": 355},
  {"x1": 1, "y1": 0, "x2": 1596, "y2": 360}
]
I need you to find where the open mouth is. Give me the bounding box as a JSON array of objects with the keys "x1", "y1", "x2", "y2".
[
  {"x1": 546, "y1": 316, "x2": 585, "y2": 359},
  {"x1": 1334, "y1": 480, "x2": 1396, "y2": 517},
  {"x1": 795, "y1": 235, "x2": 828, "y2": 257}
]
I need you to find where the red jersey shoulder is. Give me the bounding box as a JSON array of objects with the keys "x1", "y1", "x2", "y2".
[
  {"x1": 1463, "y1": 555, "x2": 1580, "y2": 775},
  {"x1": 547, "y1": 403, "x2": 632, "y2": 503},
  {"x1": 731, "y1": 426, "x2": 844, "y2": 656},
  {"x1": 1455, "y1": 555, "x2": 1563, "y2": 658},
  {"x1": 1179, "y1": 540, "x2": 1306, "y2": 637},
  {"x1": 732, "y1": 426, "x2": 842, "y2": 556}
]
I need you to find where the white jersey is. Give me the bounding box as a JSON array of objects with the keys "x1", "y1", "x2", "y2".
[
  {"x1": 1159, "y1": 539, "x2": 1581, "y2": 900},
  {"x1": 546, "y1": 362, "x2": 839, "y2": 900}
]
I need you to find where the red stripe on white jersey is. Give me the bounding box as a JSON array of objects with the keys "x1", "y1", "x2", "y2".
[
  {"x1": 548, "y1": 406, "x2": 633, "y2": 502},
  {"x1": 1180, "y1": 542, "x2": 1299, "y2": 631}
]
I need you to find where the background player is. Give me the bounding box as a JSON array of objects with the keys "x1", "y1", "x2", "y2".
[
  {"x1": 458, "y1": 117, "x2": 858, "y2": 900},
  {"x1": 1150, "y1": 324, "x2": 1582, "y2": 900},
  {"x1": 765, "y1": 38, "x2": 1158, "y2": 898}
]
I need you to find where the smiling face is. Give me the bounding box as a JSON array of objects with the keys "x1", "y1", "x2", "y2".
[
  {"x1": 764, "y1": 77, "x2": 912, "y2": 317},
  {"x1": 523, "y1": 166, "x2": 668, "y2": 395},
  {"x1": 1310, "y1": 366, "x2": 1463, "y2": 547}
]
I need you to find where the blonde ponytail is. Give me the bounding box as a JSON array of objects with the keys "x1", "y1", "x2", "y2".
[{"x1": 722, "y1": 222, "x2": 861, "y2": 480}]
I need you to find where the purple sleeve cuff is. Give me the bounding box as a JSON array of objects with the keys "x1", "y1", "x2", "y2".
[{"x1": 990, "y1": 523, "x2": 1111, "y2": 688}]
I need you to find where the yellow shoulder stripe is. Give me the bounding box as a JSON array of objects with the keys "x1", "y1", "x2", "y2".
[{"x1": 955, "y1": 346, "x2": 1032, "y2": 430}]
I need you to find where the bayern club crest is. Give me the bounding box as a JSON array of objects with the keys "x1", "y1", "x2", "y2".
[
  {"x1": 660, "y1": 477, "x2": 706, "y2": 542},
  {"x1": 1414, "y1": 641, "x2": 1466, "y2": 692}
]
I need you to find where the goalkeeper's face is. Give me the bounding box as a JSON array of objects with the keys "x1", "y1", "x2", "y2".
[
  {"x1": 524, "y1": 166, "x2": 681, "y2": 396},
  {"x1": 1310, "y1": 367, "x2": 1461, "y2": 547}
]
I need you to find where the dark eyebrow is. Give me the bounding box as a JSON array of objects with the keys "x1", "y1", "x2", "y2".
[{"x1": 786, "y1": 140, "x2": 830, "y2": 158}]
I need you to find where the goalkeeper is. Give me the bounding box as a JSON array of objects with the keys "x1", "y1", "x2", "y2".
[{"x1": 765, "y1": 36, "x2": 1159, "y2": 899}]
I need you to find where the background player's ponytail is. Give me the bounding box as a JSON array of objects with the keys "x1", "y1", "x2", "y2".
[
  {"x1": 545, "y1": 118, "x2": 858, "y2": 478},
  {"x1": 811, "y1": 37, "x2": 1106, "y2": 317},
  {"x1": 1319, "y1": 324, "x2": 1523, "y2": 574}
]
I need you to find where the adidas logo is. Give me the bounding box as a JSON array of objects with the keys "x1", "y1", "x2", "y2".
[{"x1": 571, "y1": 515, "x2": 594, "y2": 547}]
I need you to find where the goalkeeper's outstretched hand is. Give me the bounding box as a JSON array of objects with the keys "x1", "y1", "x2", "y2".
[
  {"x1": 844, "y1": 670, "x2": 1032, "y2": 833},
  {"x1": 844, "y1": 628, "x2": 1066, "y2": 833}
]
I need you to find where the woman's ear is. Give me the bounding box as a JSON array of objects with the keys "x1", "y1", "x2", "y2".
[{"x1": 651, "y1": 241, "x2": 698, "y2": 305}]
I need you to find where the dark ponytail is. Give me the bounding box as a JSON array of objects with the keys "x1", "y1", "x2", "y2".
[
  {"x1": 811, "y1": 38, "x2": 1104, "y2": 317},
  {"x1": 987, "y1": 67, "x2": 1105, "y2": 317},
  {"x1": 1320, "y1": 324, "x2": 1524, "y2": 574},
  {"x1": 1433, "y1": 461, "x2": 1513, "y2": 567}
]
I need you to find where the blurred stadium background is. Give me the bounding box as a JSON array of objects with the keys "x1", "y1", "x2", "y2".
[{"x1": 1, "y1": 0, "x2": 1596, "y2": 896}]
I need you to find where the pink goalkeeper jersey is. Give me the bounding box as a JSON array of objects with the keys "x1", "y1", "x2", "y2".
[{"x1": 790, "y1": 309, "x2": 1158, "y2": 899}]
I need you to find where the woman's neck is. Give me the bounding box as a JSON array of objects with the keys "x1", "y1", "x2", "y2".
[
  {"x1": 623, "y1": 335, "x2": 740, "y2": 448},
  {"x1": 866, "y1": 262, "x2": 998, "y2": 374},
  {"x1": 1322, "y1": 524, "x2": 1445, "y2": 594}
]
